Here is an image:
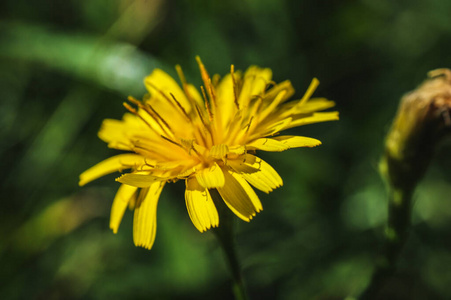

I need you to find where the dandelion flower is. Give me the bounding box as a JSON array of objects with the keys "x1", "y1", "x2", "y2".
[{"x1": 79, "y1": 57, "x2": 338, "y2": 249}]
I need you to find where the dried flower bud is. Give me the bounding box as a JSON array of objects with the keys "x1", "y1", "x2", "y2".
[{"x1": 381, "y1": 69, "x2": 451, "y2": 190}]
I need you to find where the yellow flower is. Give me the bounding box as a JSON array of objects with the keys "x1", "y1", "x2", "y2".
[{"x1": 79, "y1": 57, "x2": 338, "y2": 249}]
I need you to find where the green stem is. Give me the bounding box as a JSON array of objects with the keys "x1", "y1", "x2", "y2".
[
  {"x1": 359, "y1": 186, "x2": 413, "y2": 300},
  {"x1": 210, "y1": 189, "x2": 249, "y2": 300},
  {"x1": 386, "y1": 187, "x2": 413, "y2": 265},
  {"x1": 359, "y1": 70, "x2": 451, "y2": 299}
]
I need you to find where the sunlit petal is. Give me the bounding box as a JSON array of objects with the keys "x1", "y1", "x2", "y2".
[
  {"x1": 79, "y1": 154, "x2": 145, "y2": 186},
  {"x1": 116, "y1": 173, "x2": 167, "y2": 188},
  {"x1": 185, "y1": 177, "x2": 219, "y2": 232},
  {"x1": 133, "y1": 182, "x2": 165, "y2": 250},
  {"x1": 196, "y1": 163, "x2": 225, "y2": 189},
  {"x1": 229, "y1": 154, "x2": 283, "y2": 193},
  {"x1": 273, "y1": 135, "x2": 322, "y2": 148},
  {"x1": 110, "y1": 184, "x2": 138, "y2": 234},
  {"x1": 217, "y1": 170, "x2": 263, "y2": 221}
]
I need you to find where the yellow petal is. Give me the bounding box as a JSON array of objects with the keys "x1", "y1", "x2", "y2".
[
  {"x1": 195, "y1": 163, "x2": 225, "y2": 189},
  {"x1": 186, "y1": 83, "x2": 204, "y2": 108},
  {"x1": 249, "y1": 68, "x2": 272, "y2": 99},
  {"x1": 256, "y1": 90, "x2": 287, "y2": 122},
  {"x1": 273, "y1": 135, "x2": 322, "y2": 148},
  {"x1": 217, "y1": 170, "x2": 262, "y2": 221},
  {"x1": 128, "y1": 193, "x2": 137, "y2": 210},
  {"x1": 228, "y1": 145, "x2": 246, "y2": 156},
  {"x1": 116, "y1": 173, "x2": 166, "y2": 188},
  {"x1": 110, "y1": 184, "x2": 138, "y2": 234},
  {"x1": 79, "y1": 154, "x2": 145, "y2": 186},
  {"x1": 230, "y1": 154, "x2": 283, "y2": 193},
  {"x1": 292, "y1": 98, "x2": 336, "y2": 114},
  {"x1": 288, "y1": 111, "x2": 339, "y2": 128},
  {"x1": 247, "y1": 138, "x2": 290, "y2": 152},
  {"x1": 133, "y1": 136, "x2": 192, "y2": 162},
  {"x1": 299, "y1": 77, "x2": 320, "y2": 106},
  {"x1": 144, "y1": 69, "x2": 191, "y2": 113},
  {"x1": 98, "y1": 114, "x2": 150, "y2": 150},
  {"x1": 262, "y1": 80, "x2": 295, "y2": 105},
  {"x1": 133, "y1": 182, "x2": 165, "y2": 250},
  {"x1": 247, "y1": 135, "x2": 322, "y2": 152},
  {"x1": 257, "y1": 117, "x2": 292, "y2": 138},
  {"x1": 209, "y1": 144, "x2": 229, "y2": 159},
  {"x1": 98, "y1": 119, "x2": 130, "y2": 149},
  {"x1": 185, "y1": 177, "x2": 219, "y2": 232},
  {"x1": 216, "y1": 73, "x2": 237, "y2": 127},
  {"x1": 238, "y1": 66, "x2": 272, "y2": 108},
  {"x1": 227, "y1": 155, "x2": 260, "y2": 174}
]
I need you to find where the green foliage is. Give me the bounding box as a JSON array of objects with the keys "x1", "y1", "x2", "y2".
[{"x1": 0, "y1": 0, "x2": 450, "y2": 299}]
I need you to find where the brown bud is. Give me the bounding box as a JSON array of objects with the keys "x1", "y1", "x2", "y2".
[{"x1": 381, "y1": 69, "x2": 451, "y2": 189}]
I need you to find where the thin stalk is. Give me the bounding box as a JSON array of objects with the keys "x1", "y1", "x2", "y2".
[
  {"x1": 357, "y1": 69, "x2": 451, "y2": 299},
  {"x1": 210, "y1": 189, "x2": 249, "y2": 300},
  {"x1": 358, "y1": 186, "x2": 413, "y2": 299}
]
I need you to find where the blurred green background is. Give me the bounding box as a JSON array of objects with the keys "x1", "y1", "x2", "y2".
[{"x1": 1, "y1": 0, "x2": 451, "y2": 299}]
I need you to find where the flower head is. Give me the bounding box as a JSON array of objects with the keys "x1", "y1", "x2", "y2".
[
  {"x1": 381, "y1": 68, "x2": 451, "y2": 190},
  {"x1": 79, "y1": 57, "x2": 338, "y2": 249}
]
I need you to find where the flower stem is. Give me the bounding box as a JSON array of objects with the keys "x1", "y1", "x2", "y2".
[
  {"x1": 358, "y1": 185, "x2": 413, "y2": 299},
  {"x1": 210, "y1": 189, "x2": 249, "y2": 300},
  {"x1": 358, "y1": 70, "x2": 451, "y2": 299}
]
